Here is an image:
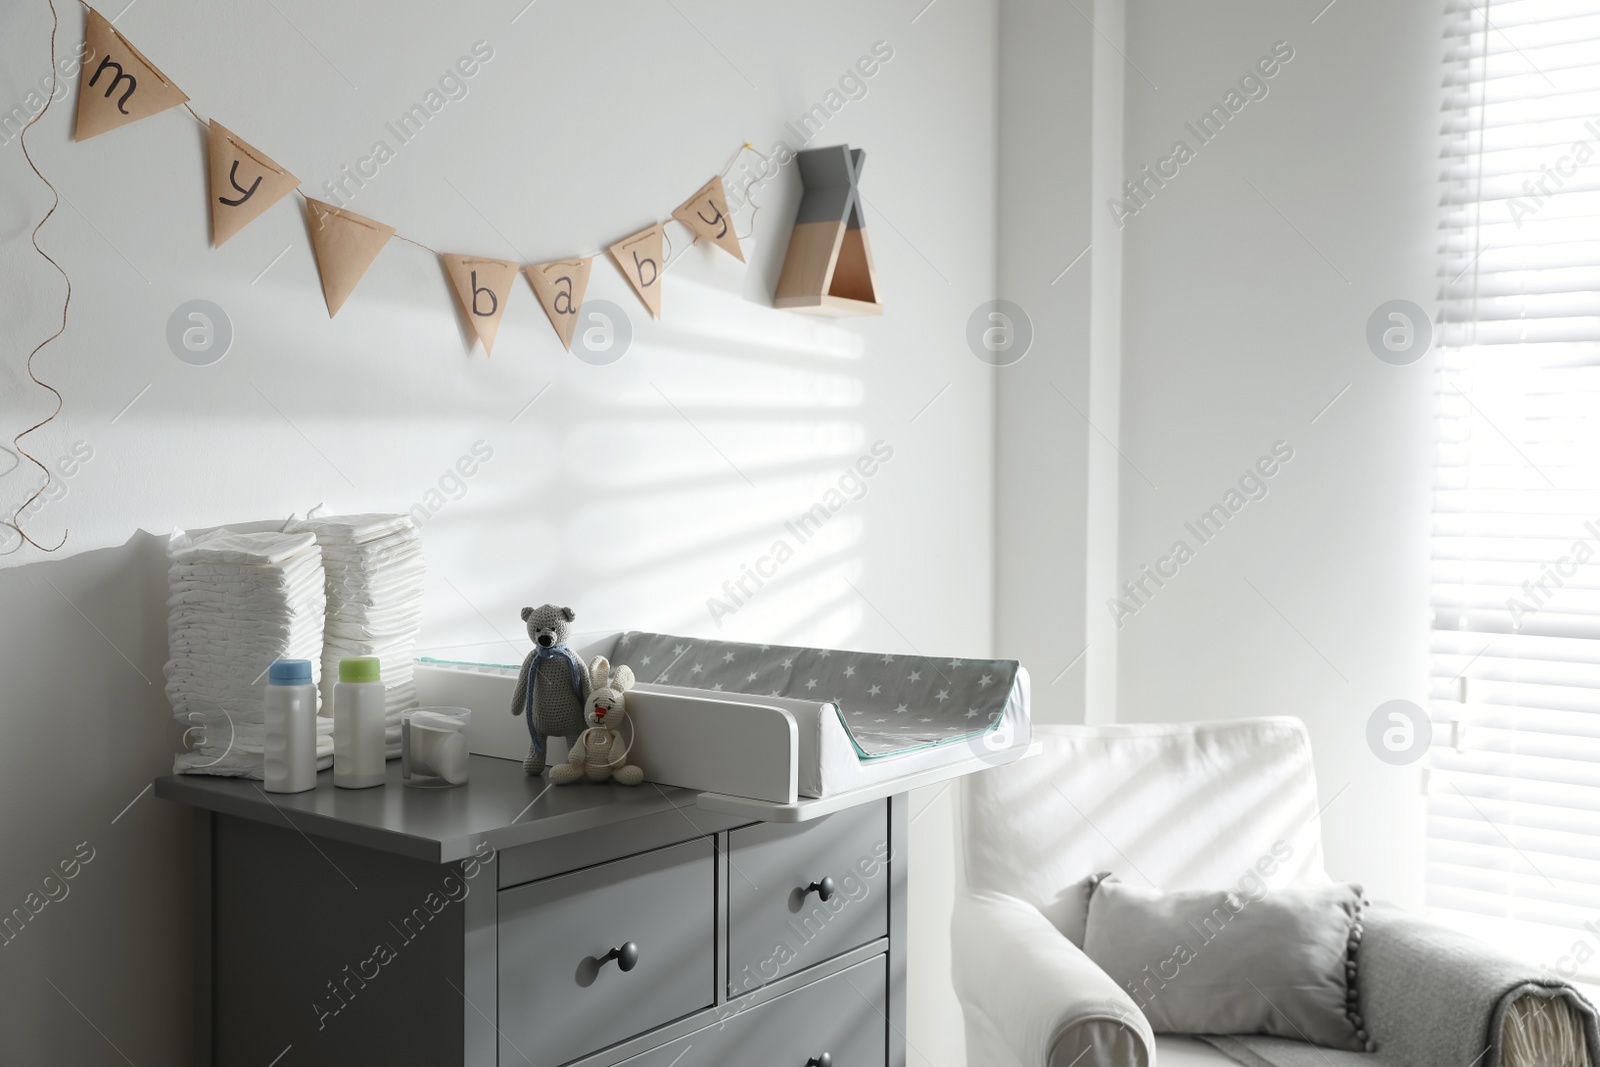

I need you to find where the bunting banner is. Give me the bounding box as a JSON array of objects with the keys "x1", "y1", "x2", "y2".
[
  {"x1": 524, "y1": 258, "x2": 594, "y2": 352},
  {"x1": 57, "y1": 6, "x2": 763, "y2": 355},
  {"x1": 207, "y1": 122, "x2": 300, "y2": 247},
  {"x1": 74, "y1": 9, "x2": 189, "y2": 142},
  {"x1": 673, "y1": 176, "x2": 744, "y2": 263},
  {"x1": 609, "y1": 223, "x2": 666, "y2": 320},
  {"x1": 442, "y1": 255, "x2": 518, "y2": 355},
  {"x1": 304, "y1": 199, "x2": 395, "y2": 318}
]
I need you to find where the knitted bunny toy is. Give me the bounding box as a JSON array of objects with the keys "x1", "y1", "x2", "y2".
[{"x1": 550, "y1": 656, "x2": 644, "y2": 787}]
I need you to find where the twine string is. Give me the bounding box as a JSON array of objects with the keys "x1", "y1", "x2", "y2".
[
  {"x1": 82, "y1": 0, "x2": 768, "y2": 271},
  {"x1": 662, "y1": 142, "x2": 767, "y2": 274},
  {"x1": 9, "y1": 0, "x2": 71, "y2": 554},
  {"x1": 180, "y1": 99, "x2": 761, "y2": 269},
  {"x1": 729, "y1": 141, "x2": 768, "y2": 241},
  {"x1": 94, "y1": 6, "x2": 765, "y2": 275}
]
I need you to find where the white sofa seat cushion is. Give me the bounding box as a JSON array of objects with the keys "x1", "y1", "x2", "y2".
[
  {"x1": 962, "y1": 718, "x2": 1330, "y2": 946},
  {"x1": 1157, "y1": 1036, "x2": 1255, "y2": 1067}
]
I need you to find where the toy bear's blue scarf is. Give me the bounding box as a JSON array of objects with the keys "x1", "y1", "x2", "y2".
[{"x1": 523, "y1": 644, "x2": 586, "y2": 751}]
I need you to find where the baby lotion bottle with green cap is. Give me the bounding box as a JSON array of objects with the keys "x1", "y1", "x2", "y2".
[
  {"x1": 264, "y1": 658, "x2": 318, "y2": 794},
  {"x1": 334, "y1": 656, "x2": 386, "y2": 789}
]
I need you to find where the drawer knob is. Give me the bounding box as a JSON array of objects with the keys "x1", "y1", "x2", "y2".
[
  {"x1": 803, "y1": 877, "x2": 836, "y2": 903},
  {"x1": 599, "y1": 941, "x2": 640, "y2": 973},
  {"x1": 806, "y1": 1055, "x2": 833, "y2": 1067}
]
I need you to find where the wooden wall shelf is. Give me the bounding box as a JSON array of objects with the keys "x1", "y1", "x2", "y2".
[{"x1": 774, "y1": 144, "x2": 884, "y2": 317}]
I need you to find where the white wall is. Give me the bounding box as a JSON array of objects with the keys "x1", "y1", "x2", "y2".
[
  {"x1": 993, "y1": 0, "x2": 1130, "y2": 732},
  {"x1": 0, "y1": 1, "x2": 996, "y2": 1062},
  {"x1": 1113, "y1": 0, "x2": 1439, "y2": 905},
  {"x1": 991, "y1": 0, "x2": 1438, "y2": 907},
  {"x1": 994, "y1": 0, "x2": 1097, "y2": 727}
]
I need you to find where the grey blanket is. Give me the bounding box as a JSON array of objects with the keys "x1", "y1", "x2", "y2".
[{"x1": 1203, "y1": 905, "x2": 1599, "y2": 1067}]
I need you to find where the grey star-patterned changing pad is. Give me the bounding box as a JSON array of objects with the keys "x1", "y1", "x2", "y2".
[{"x1": 610, "y1": 632, "x2": 1021, "y2": 759}]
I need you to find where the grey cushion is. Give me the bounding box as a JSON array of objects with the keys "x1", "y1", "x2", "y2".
[{"x1": 1082, "y1": 878, "x2": 1365, "y2": 1050}]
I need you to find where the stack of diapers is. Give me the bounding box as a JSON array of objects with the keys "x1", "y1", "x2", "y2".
[
  {"x1": 166, "y1": 527, "x2": 333, "y2": 777},
  {"x1": 290, "y1": 513, "x2": 425, "y2": 759}
]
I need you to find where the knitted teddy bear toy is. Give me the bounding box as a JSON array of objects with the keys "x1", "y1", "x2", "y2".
[
  {"x1": 550, "y1": 656, "x2": 643, "y2": 786},
  {"x1": 509, "y1": 604, "x2": 590, "y2": 776}
]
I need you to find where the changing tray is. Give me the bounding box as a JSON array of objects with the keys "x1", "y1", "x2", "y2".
[
  {"x1": 608, "y1": 632, "x2": 1022, "y2": 760},
  {"x1": 415, "y1": 632, "x2": 1033, "y2": 822}
]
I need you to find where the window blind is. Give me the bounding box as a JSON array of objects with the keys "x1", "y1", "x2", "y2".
[{"x1": 1432, "y1": 0, "x2": 1600, "y2": 979}]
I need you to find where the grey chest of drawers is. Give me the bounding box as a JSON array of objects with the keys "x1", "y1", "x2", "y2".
[{"x1": 154, "y1": 756, "x2": 908, "y2": 1067}]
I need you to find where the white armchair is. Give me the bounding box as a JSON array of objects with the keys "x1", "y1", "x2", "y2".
[{"x1": 952, "y1": 718, "x2": 1333, "y2": 1067}]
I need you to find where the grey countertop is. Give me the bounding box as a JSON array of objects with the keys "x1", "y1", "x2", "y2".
[{"x1": 153, "y1": 755, "x2": 718, "y2": 863}]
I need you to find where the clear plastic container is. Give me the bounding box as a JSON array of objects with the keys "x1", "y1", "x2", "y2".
[{"x1": 401, "y1": 707, "x2": 472, "y2": 788}]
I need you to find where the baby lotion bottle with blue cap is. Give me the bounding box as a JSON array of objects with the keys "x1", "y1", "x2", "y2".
[
  {"x1": 264, "y1": 659, "x2": 318, "y2": 794},
  {"x1": 334, "y1": 657, "x2": 387, "y2": 789}
]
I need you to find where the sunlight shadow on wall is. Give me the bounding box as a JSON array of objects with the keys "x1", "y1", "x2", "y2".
[{"x1": 556, "y1": 276, "x2": 872, "y2": 649}]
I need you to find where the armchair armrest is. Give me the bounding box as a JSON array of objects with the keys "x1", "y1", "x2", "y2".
[
  {"x1": 952, "y1": 890, "x2": 1154, "y2": 1067},
  {"x1": 1359, "y1": 904, "x2": 1599, "y2": 1067}
]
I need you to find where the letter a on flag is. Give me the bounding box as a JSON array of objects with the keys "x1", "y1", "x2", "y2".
[
  {"x1": 75, "y1": 9, "x2": 189, "y2": 141},
  {"x1": 672, "y1": 176, "x2": 744, "y2": 263},
  {"x1": 208, "y1": 121, "x2": 300, "y2": 246},
  {"x1": 441, "y1": 255, "x2": 518, "y2": 355},
  {"x1": 523, "y1": 258, "x2": 593, "y2": 351},
  {"x1": 304, "y1": 198, "x2": 395, "y2": 317},
  {"x1": 609, "y1": 223, "x2": 665, "y2": 319}
]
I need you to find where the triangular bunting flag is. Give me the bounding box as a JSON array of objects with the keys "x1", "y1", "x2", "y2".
[
  {"x1": 207, "y1": 121, "x2": 300, "y2": 247},
  {"x1": 303, "y1": 198, "x2": 395, "y2": 318},
  {"x1": 672, "y1": 176, "x2": 744, "y2": 263},
  {"x1": 442, "y1": 254, "x2": 518, "y2": 355},
  {"x1": 74, "y1": 9, "x2": 190, "y2": 141},
  {"x1": 609, "y1": 223, "x2": 665, "y2": 319},
  {"x1": 523, "y1": 258, "x2": 594, "y2": 352}
]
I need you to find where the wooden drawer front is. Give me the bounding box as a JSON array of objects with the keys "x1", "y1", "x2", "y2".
[
  {"x1": 498, "y1": 838, "x2": 715, "y2": 1066},
  {"x1": 728, "y1": 801, "x2": 890, "y2": 997},
  {"x1": 622, "y1": 955, "x2": 888, "y2": 1067}
]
